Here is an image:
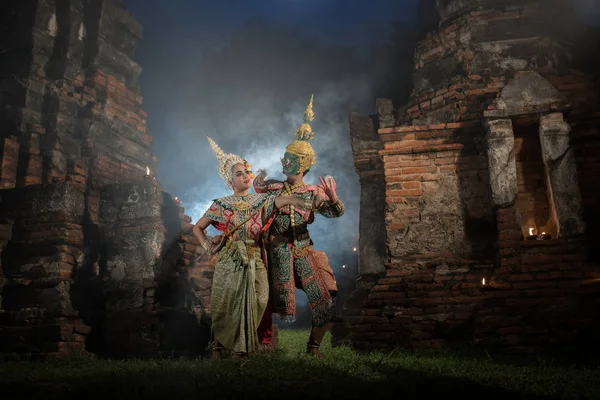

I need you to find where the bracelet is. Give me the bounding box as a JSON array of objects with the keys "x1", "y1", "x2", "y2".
[
  {"x1": 199, "y1": 240, "x2": 209, "y2": 252},
  {"x1": 302, "y1": 198, "x2": 314, "y2": 210},
  {"x1": 330, "y1": 198, "x2": 340, "y2": 205}
]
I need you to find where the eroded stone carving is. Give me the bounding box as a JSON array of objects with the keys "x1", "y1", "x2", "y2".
[
  {"x1": 539, "y1": 113, "x2": 585, "y2": 236},
  {"x1": 485, "y1": 118, "x2": 518, "y2": 207}
]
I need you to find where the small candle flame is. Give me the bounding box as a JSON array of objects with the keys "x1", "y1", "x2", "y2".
[
  {"x1": 541, "y1": 232, "x2": 546, "y2": 235},
  {"x1": 528, "y1": 228, "x2": 533, "y2": 235},
  {"x1": 482, "y1": 278, "x2": 486, "y2": 285},
  {"x1": 146, "y1": 166, "x2": 150, "y2": 176}
]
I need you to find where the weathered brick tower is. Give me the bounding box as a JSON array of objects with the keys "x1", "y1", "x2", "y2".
[
  {"x1": 341, "y1": 0, "x2": 600, "y2": 351},
  {"x1": 0, "y1": 0, "x2": 215, "y2": 358}
]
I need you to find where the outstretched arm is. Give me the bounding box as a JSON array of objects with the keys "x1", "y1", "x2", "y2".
[{"x1": 315, "y1": 176, "x2": 345, "y2": 218}]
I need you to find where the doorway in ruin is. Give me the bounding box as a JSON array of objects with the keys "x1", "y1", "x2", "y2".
[
  {"x1": 484, "y1": 70, "x2": 585, "y2": 240},
  {"x1": 512, "y1": 115, "x2": 559, "y2": 239}
]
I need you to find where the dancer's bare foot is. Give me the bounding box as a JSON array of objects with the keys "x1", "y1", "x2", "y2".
[
  {"x1": 306, "y1": 343, "x2": 324, "y2": 358},
  {"x1": 306, "y1": 324, "x2": 329, "y2": 358},
  {"x1": 210, "y1": 342, "x2": 223, "y2": 360}
]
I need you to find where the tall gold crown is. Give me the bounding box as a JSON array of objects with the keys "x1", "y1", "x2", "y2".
[
  {"x1": 286, "y1": 94, "x2": 316, "y2": 171},
  {"x1": 207, "y1": 136, "x2": 251, "y2": 190}
]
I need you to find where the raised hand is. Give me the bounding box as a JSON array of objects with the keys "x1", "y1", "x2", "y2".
[
  {"x1": 254, "y1": 169, "x2": 268, "y2": 187},
  {"x1": 319, "y1": 175, "x2": 338, "y2": 202},
  {"x1": 211, "y1": 235, "x2": 223, "y2": 246}
]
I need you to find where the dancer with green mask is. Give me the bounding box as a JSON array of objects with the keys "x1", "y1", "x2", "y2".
[{"x1": 254, "y1": 95, "x2": 344, "y2": 357}]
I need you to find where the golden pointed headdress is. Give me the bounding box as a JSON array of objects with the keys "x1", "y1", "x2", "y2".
[
  {"x1": 207, "y1": 136, "x2": 252, "y2": 190},
  {"x1": 285, "y1": 95, "x2": 317, "y2": 172}
]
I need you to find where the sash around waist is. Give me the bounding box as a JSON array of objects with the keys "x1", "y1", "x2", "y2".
[{"x1": 268, "y1": 231, "x2": 312, "y2": 246}]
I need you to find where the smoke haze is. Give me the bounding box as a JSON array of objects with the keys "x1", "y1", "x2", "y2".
[
  {"x1": 123, "y1": 1, "x2": 420, "y2": 318},
  {"x1": 123, "y1": 0, "x2": 599, "y2": 321}
]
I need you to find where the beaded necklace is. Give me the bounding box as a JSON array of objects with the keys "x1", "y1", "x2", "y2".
[
  {"x1": 281, "y1": 181, "x2": 307, "y2": 252},
  {"x1": 231, "y1": 194, "x2": 252, "y2": 215}
]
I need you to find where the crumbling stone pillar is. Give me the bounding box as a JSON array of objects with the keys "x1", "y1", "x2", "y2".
[
  {"x1": 98, "y1": 180, "x2": 166, "y2": 356},
  {"x1": 0, "y1": 182, "x2": 89, "y2": 357},
  {"x1": 0, "y1": 0, "x2": 212, "y2": 359},
  {"x1": 484, "y1": 118, "x2": 518, "y2": 208},
  {"x1": 376, "y1": 98, "x2": 395, "y2": 130},
  {"x1": 332, "y1": 113, "x2": 386, "y2": 347},
  {"x1": 538, "y1": 113, "x2": 585, "y2": 237},
  {"x1": 349, "y1": 113, "x2": 387, "y2": 277},
  {"x1": 484, "y1": 118, "x2": 524, "y2": 254}
]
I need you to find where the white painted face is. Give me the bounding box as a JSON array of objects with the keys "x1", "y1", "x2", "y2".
[{"x1": 230, "y1": 163, "x2": 252, "y2": 191}]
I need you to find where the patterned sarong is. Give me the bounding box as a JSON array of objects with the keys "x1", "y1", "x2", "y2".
[
  {"x1": 268, "y1": 241, "x2": 337, "y2": 327},
  {"x1": 210, "y1": 239, "x2": 269, "y2": 353}
]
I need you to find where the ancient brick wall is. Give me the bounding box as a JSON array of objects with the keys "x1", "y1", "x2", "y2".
[
  {"x1": 340, "y1": 0, "x2": 600, "y2": 352},
  {"x1": 0, "y1": 0, "x2": 213, "y2": 358}
]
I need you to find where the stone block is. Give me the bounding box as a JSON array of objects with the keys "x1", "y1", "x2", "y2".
[
  {"x1": 87, "y1": 119, "x2": 156, "y2": 168},
  {"x1": 491, "y1": 71, "x2": 569, "y2": 116},
  {"x1": 92, "y1": 38, "x2": 142, "y2": 89},
  {"x1": 485, "y1": 118, "x2": 518, "y2": 206},
  {"x1": 539, "y1": 112, "x2": 571, "y2": 161},
  {"x1": 412, "y1": 53, "x2": 464, "y2": 94},
  {"x1": 349, "y1": 112, "x2": 381, "y2": 154},
  {"x1": 99, "y1": 182, "x2": 163, "y2": 223},
  {"x1": 33, "y1": 182, "x2": 85, "y2": 216},
  {"x1": 376, "y1": 98, "x2": 395, "y2": 129},
  {"x1": 0, "y1": 182, "x2": 85, "y2": 223},
  {"x1": 539, "y1": 113, "x2": 585, "y2": 237},
  {"x1": 99, "y1": 0, "x2": 143, "y2": 57},
  {"x1": 104, "y1": 229, "x2": 164, "y2": 285}
]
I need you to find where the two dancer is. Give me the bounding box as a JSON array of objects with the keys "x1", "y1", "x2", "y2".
[
  {"x1": 192, "y1": 137, "x2": 315, "y2": 359},
  {"x1": 193, "y1": 95, "x2": 343, "y2": 358}
]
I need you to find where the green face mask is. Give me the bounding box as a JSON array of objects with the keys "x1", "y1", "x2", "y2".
[{"x1": 281, "y1": 151, "x2": 302, "y2": 176}]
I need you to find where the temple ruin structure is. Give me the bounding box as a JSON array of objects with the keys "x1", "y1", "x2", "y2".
[
  {"x1": 341, "y1": 0, "x2": 600, "y2": 351},
  {"x1": 0, "y1": 0, "x2": 216, "y2": 358}
]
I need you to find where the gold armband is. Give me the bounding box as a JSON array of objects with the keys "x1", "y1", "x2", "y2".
[
  {"x1": 198, "y1": 238, "x2": 209, "y2": 252},
  {"x1": 302, "y1": 198, "x2": 314, "y2": 210}
]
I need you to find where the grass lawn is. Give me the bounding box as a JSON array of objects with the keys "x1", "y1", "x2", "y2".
[{"x1": 0, "y1": 329, "x2": 598, "y2": 399}]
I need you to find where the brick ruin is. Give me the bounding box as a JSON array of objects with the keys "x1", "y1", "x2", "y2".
[
  {"x1": 2, "y1": 0, "x2": 599, "y2": 359},
  {"x1": 340, "y1": 0, "x2": 600, "y2": 352},
  {"x1": 0, "y1": 0, "x2": 217, "y2": 358}
]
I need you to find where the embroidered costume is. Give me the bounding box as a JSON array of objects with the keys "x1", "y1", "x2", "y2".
[
  {"x1": 255, "y1": 96, "x2": 344, "y2": 329},
  {"x1": 204, "y1": 137, "x2": 276, "y2": 354}
]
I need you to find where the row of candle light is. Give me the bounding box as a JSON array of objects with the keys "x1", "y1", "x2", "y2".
[
  {"x1": 481, "y1": 226, "x2": 552, "y2": 287},
  {"x1": 526, "y1": 227, "x2": 552, "y2": 240},
  {"x1": 481, "y1": 226, "x2": 555, "y2": 287}
]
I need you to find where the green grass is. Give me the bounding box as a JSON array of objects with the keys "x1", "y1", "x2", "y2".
[{"x1": 0, "y1": 329, "x2": 598, "y2": 399}]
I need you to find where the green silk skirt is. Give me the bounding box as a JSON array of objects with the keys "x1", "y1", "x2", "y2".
[{"x1": 209, "y1": 239, "x2": 269, "y2": 354}]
